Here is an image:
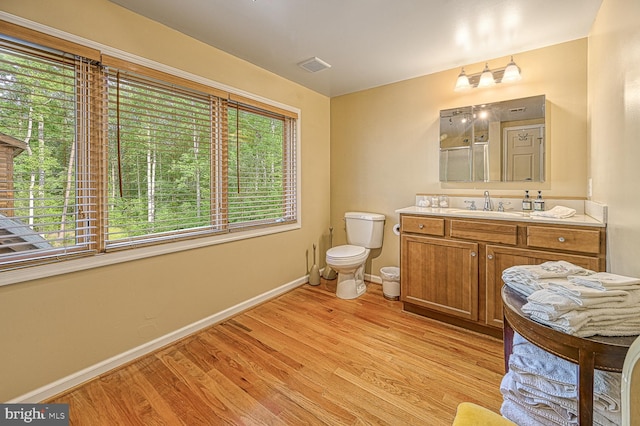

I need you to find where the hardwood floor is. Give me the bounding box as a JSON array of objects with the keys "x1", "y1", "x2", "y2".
[{"x1": 47, "y1": 281, "x2": 506, "y2": 425}]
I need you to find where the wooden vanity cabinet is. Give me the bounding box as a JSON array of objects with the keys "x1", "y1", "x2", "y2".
[
  {"x1": 400, "y1": 214, "x2": 606, "y2": 337},
  {"x1": 402, "y1": 235, "x2": 479, "y2": 321}
]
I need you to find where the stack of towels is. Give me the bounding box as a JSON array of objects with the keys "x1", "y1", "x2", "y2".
[
  {"x1": 501, "y1": 333, "x2": 621, "y2": 426},
  {"x1": 502, "y1": 261, "x2": 640, "y2": 337}
]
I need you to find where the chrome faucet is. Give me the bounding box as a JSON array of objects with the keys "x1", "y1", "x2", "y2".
[{"x1": 483, "y1": 191, "x2": 493, "y2": 211}]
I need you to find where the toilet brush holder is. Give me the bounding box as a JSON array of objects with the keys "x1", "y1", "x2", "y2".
[{"x1": 309, "y1": 243, "x2": 321, "y2": 285}]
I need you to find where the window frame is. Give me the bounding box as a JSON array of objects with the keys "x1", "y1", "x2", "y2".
[{"x1": 0, "y1": 18, "x2": 301, "y2": 285}]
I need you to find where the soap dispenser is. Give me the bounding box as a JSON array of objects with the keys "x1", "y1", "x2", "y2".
[
  {"x1": 522, "y1": 190, "x2": 532, "y2": 212},
  {"x1": 533, "y1": 190, "x2": 545, "y2": 211}
]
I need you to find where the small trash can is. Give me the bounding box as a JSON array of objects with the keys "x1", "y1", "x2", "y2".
[{"x1": 380, "y1": 266, "x2": 400, "y2": 300}]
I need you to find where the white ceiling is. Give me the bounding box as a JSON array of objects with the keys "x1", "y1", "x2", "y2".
[{"x1": 108, "y1": 0, "x2": 602, "y2": 97}]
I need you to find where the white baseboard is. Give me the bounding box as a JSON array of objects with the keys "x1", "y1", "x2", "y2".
[
  {"x1": 9, "y1": 275, "x2": 308, "y2": 403},
  {"x1": 366, "y1": 273, "x2": 382, "y2": 285}
]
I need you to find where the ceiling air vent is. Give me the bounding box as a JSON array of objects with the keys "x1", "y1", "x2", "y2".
[{"x1": 298, "y1": 56, "x2": 331, "y2": 73}]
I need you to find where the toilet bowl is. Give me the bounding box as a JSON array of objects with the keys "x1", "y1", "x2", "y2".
[
  {"x1": 326, "y1": 245, "x2": 370, "y2": 299},
  {"x1": 325, "y1": 211, "x2": 385, "y2": 299}
]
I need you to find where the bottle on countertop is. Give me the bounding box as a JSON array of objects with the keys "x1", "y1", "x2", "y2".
[
  {"x1": 522, "y1": 190, "x2": 533, "y2": 212},
  {"x1": 533, "y1": 190, "x2": 545, "y2": 211}
]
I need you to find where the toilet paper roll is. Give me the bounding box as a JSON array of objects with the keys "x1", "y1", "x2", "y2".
[{"x1": 392, "y1": 223, "x2": 401, "y2": 236}]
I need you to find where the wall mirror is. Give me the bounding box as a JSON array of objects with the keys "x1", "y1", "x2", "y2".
[{"x1": 439, "y1": 95, "x2": 546, "y2": 182}]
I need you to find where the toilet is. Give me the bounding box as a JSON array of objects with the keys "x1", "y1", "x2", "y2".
[{"x1": 326, "y1": 212, "x2": 385, "y2": 299}]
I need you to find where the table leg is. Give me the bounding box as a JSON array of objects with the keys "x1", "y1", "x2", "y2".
[
  {"x1": 503, "y1": 316, "x2": 514, "y2": 373},
  {"x1": 577, "y1": 349, "x2": 596, "y2": 426}
]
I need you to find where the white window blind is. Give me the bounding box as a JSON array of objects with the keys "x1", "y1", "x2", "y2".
[
  {"x1": 226, "y1": 101, "x2": 297, "y2": 230},
  {"x1": 0, "y1": 38, "x2": 100, "y2": 270},
  {"x1": 0, "y1": 23, "x2": 298, "y2": 271},
  {"x1": 105, "y1": 68, "x2": 223, "y2": 250}
]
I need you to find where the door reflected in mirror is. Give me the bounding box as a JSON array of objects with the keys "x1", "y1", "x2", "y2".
[{"x1": 439, "y1": 95, "x2": 545, "y2": 182}]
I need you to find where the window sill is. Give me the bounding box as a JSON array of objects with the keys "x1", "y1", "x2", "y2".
[{"x1": 0, "y1": 222, "x2": 300, "y2": 288}]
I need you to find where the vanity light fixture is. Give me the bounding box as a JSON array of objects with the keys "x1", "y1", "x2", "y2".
[{"x1": 454, "y1": 56, "x2": 522, "y2": 91}]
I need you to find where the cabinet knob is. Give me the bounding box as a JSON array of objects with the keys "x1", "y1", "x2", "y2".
[
  {"x1": 471, "y1": 251, "x2": 477, "y2": 257},
  {"x1": 558, "y1": 237, "x2": 566, "y2": 243},
  {"x1": 487, "y1": 254, "x2": 494, "y2": 260},
  {"x1": 419, "y1": 224, "x2": 424, "y2": 229}
]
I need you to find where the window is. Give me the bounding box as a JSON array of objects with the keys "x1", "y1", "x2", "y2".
[
  {"x1": 0, "y1": 36, "x2": 101, "y2": 269},
  {"x1": 227, "y1": 100, "x2": 297, "y2": 230},
  {"x1": 105, "y1": 68, "x2": 219, "y2": 249},
  {"x1": 0, "y1": 25, "x2": 298, "y2": 271}
]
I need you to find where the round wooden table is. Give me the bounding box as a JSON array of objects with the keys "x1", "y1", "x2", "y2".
[{"x1": 501, "y1": 285, "x2": 637, "y2": 425}]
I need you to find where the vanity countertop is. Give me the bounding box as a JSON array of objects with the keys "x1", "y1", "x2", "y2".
[{"x1": 395, "y1": 206, "x2": 605, "y2": 228}]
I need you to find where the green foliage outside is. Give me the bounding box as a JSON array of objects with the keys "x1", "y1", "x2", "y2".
[
  {"x1": 228, "y1": 107, "x2": 286, "y2": 225},
  {"x1": 0, "y1": 48, "x2": 78, "y2": 248},
  {"x1": 0, "y1": 46, "x2": 291, "y2": 255}
]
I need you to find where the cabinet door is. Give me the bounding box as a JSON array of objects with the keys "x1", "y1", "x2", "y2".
[
  {"x1": 485, "y1": 245, "x2": 601, "y2": 328},
  {"x1": 401, "y1": 235, "x2": 479, "y2": 321}
]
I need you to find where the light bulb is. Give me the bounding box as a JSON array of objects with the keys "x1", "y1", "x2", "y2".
[
  {"x1": 454, "y1": 68, "x2": 471, "y2": 91},
  {"x1": 478, "y1": 63, "x2": 495, "y2": 88},
  {"x1": 502, "y1": 56, "x2": 522, "y2": 83}
]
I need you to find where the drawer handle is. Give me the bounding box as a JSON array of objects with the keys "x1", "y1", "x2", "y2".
[
  {"x1": 558, "y1": 237, "x2": 566, "y2": 243},
  {"x1": 487, "y1": 254, "x2": 494, "y2": 260},
  {"x1": 471, "y1": 251, "x2": 477, "y2": 257},
  {"x1": 419, "y1": 224, "x2": 424, "y2": 229}
]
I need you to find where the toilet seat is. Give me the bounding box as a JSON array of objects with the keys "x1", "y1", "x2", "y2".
[{"x1": 326, "y1": 245, "x2": 369, "y2": 266}]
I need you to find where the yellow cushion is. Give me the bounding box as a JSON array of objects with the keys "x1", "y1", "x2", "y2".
[{"x1": 452, "y1": 402, "x2": 516, "y2": 426}]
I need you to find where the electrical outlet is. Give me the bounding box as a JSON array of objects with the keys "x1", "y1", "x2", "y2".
[{"x1": 587, "y1": 178, "x2": 593, "y2": 197}]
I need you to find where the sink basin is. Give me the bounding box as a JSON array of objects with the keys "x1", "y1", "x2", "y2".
[{"x1": 445, "y1": 209, "x2": 525, "y2": 218}]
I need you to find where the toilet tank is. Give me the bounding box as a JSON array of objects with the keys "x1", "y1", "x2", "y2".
[{"x1": 345, "y1": 211, "x2": 385, "y2": 249}]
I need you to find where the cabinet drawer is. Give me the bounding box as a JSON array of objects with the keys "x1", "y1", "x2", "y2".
[
  {"x1": 527, "y1": 226, "x2": 601, "y2": 254},
  {"x1": 450, "y1": 220, "x2": 518, "y2": 245},
  {"x1": 401, "y1": 216, "x2": 445, "y2": 236}
]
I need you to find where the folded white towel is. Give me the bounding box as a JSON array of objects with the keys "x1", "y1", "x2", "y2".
[
  {"x1": 503, "y1": 280, "x2": 541, "y2": 298},
  {"x1": 523, "y1": 298, "x2": 631, "y2": 320},
  {"x1": 544, "y1": 279, "x2": 631, "y2": 299},
  {"x1": 528, "y1": 308, "x2": 640, "y2": 337},
  {"x1": 505, "y1": 261, "x2": 594, "y2": 280},
  {"x1": 501, "y1": 398, "x2": 618, "y2": 426},
  {"x1": 511, "y1": 378, "x2": 576, "y2": 420},
  {"x1": 568, "y1": 272, "x2": 640, "y2": 290},
  {"x1": 574, "y1": 321, "x2": 640, "y2": 338},
  {"x1": 502, "y1": 261, "x2": 595, "y2": 296},
  {"x1": 524, "y1": 283, "x2": 638, "y2": 315},
  {"x1": 511, "y1": 335, "x2": 582, "y2": 392},
  {"x1": 501, "y1": 372, "x2": 577, "y2": 425},
  {"x1": 511, "y1": 335, "x2": 622, "y2": 402},
  {"x1": 501, "y1": 399, "x2": 564, "y2": 426},
  {"x1": 528, "y1": 310, "x2": 591, "y2": 333},
  {"x1": 513, "y1": 377, "x2": 620, "y2": 418},
  {"x1": 529, "y1": 205, "x2": 577, "y2": 218},
  {"x1": 505, "y1": 336, "x2": 622, "y2": 425},
  {"x1": 501, "y1": 372, "x2": 620, "y2": 426},
  {"x1": 524, "y1": 286, "x2": 630, "y2": 319},
  {"x1": 502, "y1": 373, "x2": 621, "y2": 426}
]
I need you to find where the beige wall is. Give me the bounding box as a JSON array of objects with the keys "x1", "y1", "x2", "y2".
[
  {"x1": 330, "y1": 40, "x2": 589, "y2": 274},
  {"x1": 0, "y1": 0, "x2": 331, "y2": 401},
  {"x1": 588, "y1": 0, "x2": 640, "y2": 275}
]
